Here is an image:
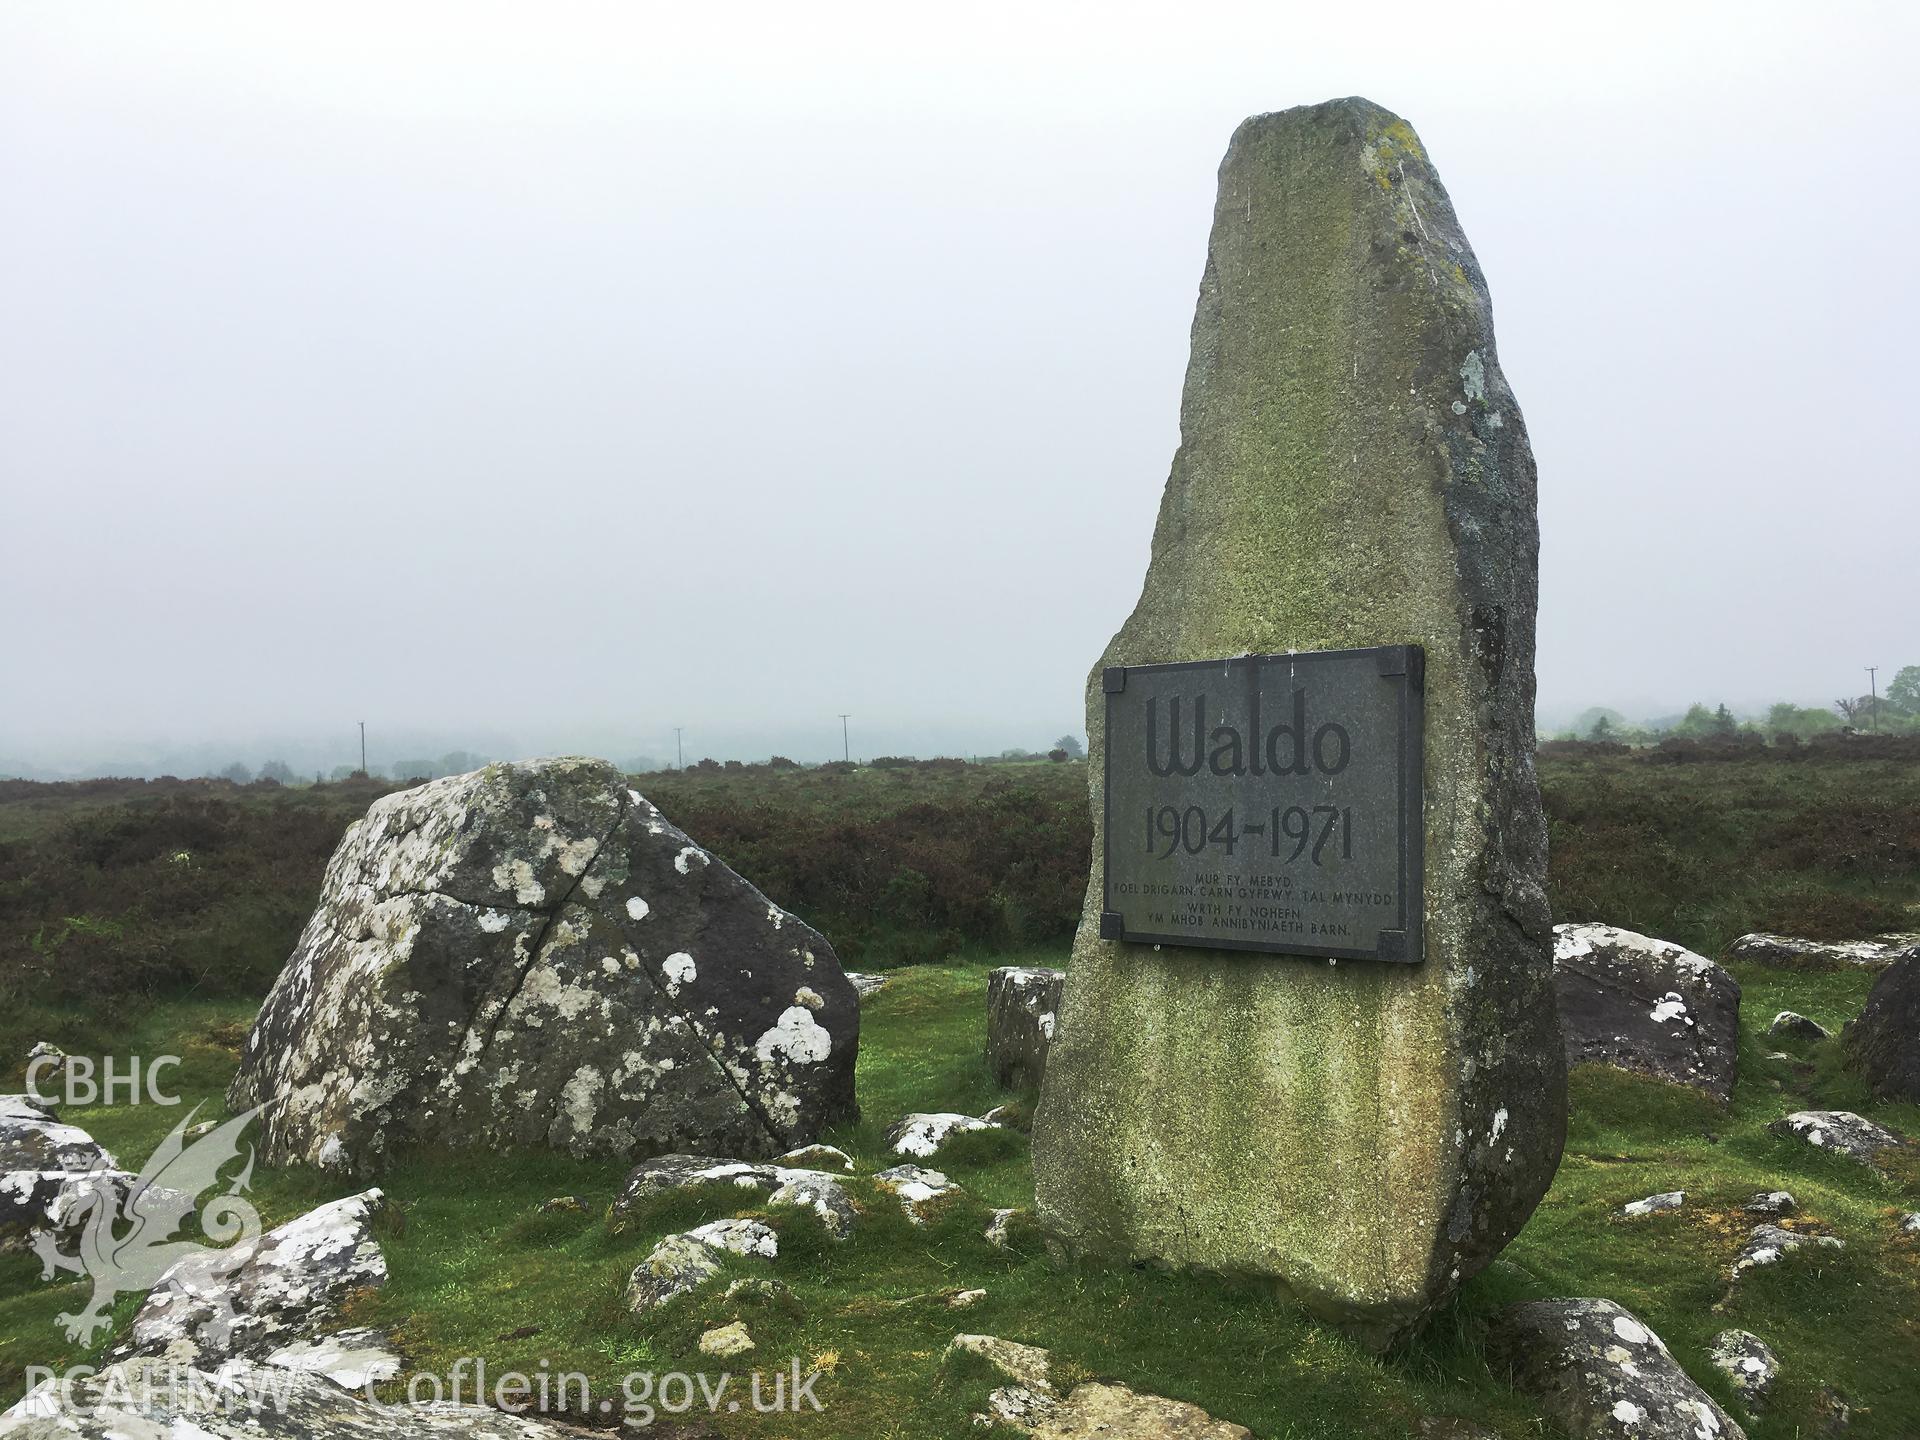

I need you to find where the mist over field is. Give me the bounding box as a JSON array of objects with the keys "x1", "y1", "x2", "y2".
[{"x1": 3, "y1": 3, "x2": 1915, "y2": 779}]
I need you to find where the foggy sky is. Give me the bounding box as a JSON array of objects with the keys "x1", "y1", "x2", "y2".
[{"x1": 4, "y1": 3, "x2": 1914, "y2": 775}]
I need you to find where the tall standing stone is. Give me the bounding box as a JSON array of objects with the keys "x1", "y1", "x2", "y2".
[{"x1": 1032, "y1": 98, "x2": 1564, "y2": 1345}]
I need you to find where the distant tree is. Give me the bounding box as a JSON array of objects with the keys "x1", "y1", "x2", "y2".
[
  {"x1": 390, "y1": 759, "x2": 435, "y2": 781},
  {"x1": 623, "y1": 755, "x2": 663, "y2": 774},
  {"x1": 1888, "y1": 665, "x2": 1920, "y2": 714},
  {"x1": 1765, "y1": 702, "x2": 1840, "y2": 742},
  {"x1": 766, "y1": 756, "x2": 797, "y2": 769},
  {"x1": 1835, "y1": 696, "x2": 1862, "y2": 724},
  {"x1": 218, "y1": 762, "x2": 253, "y2": 784},
  {"x1": 1053, "y1": 735, "x2": 1085, "y2": 759},
  {"x1": 1588, "y1": 714, "x2": 1615, "y2": 741},
  {"x1": 1670, "y1": 703, "x2": 1718, "y2": 738},
  {"x1": 1711, "y1": 703, "x2": 1737, "y2": 736},
  {"x1": 258, "y1": 760, "x2": 295, "y2": 784},
  {"x1": 1047, "y1": 748, "x2": 1069, "y2": 763},
  {"x1": 1571, "y1": 706, "x2": 1627, "y2": 739},
  {"x1": 439, "y1": 750, "x2": 484, "y2": 776}
]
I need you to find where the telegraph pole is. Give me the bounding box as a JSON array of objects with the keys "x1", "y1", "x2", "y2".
[
  {"x1": 359, "y1": 722, "x2": 366, "y2": 775},
  {"x1": 674, "y1": 727, "x2": 684, "y2": 769},
  {"x1": 1867, "y1": 667, "x2": 1879, "y2": 733},
  {"x1": 839, "y1": 714, "x2": 851, "y2": 763}
]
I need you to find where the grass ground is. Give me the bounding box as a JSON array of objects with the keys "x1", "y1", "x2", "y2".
[{"x1": 5, "y1": 951, "x2": 1919, "y2": 1437}]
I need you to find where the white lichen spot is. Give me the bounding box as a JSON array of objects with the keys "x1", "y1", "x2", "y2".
[
  {"x1": 1460, "y1": 349, "x2": 1486, "y2": 402},
  {"x1": 1490, "y1": 1107, "x2": 1509, "y2": 1142},
  {"x1": 492, "y1": 859, "x2": 544, "y2": 906},
  {"x1": 626, "y1": 896, "x2": 650, "y2": 921},
  {"x1": 477, "y1": 909, "x2": 512, "y2": 934},
  {"x1": 560, "y1": 1065, "x2": 604, "y2": 1135},
  {"x1": 1611, "y1": 1400, "x2": 1644, "y2": 1424},
  {"x1": 600, "y1": 957, "x2": 622, "y2": 975},
  {"x1": 1039, "y1": 1012, "x2": 1056, "y2": 1039},
  {"x1": 754, "y1": 1006, "x2": 831, "y2": 1065},
  {"x1": 664, "y1": 952, "x2": 697, "y2": 985},
  {"x1": 1611, "y1": 1315, "x2": 1651, "y2": 1346},
  {"x1": 766, "y1": 905, "x2": 785, "y2": 930},
  {"x1": 1651, "y1": 993, "x2": 1688, "y2": 1024},
  {"x1": 674, "y1": 846, "x2": 709, "y2": 874},
  {"x1": 795, "y1": 986, "x2": 824, "y2": 1011}
]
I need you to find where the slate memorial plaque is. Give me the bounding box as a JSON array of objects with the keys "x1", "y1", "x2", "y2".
[{"x1": 1101, "y1": 645, "x2": 1424, "y2": 962}]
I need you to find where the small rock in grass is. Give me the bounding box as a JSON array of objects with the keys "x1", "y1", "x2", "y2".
[
  {"x1": 776, "y1": 1143, "x2": 855, "y2": 1173},
  {"x1": 768, "y1": 1172, "x2": 858, "y2": 1239},
  {"x1": 942, "y1": 1332, "x2": 1249, "y2": 1437},
  {"x1": 885, "y1": 1112, "x2": 999, "y2": 1159},
  {"x1": 625, "y1": 1220, "x2": 777, "y2": 1313},
  {"x1": 1618, "y1": 1190, "x2": 1684, "y2": 1218},
  {"x1": 984, "y1": 1208, "x2": 1019, "y2": 1249},
  {"x1": 947, "y1": 1288, "x2": 987, "y2": 1309},
  {"x1": 1743, "y1": 1191, "x2": 1796, "y2": 1216},
  {"x1": 612, "y1": 1153, "x2": 850, "y2": 1226},
  {"x1": 1768, "y1": 1011, "x2": 1830, "y2": 1042},
  {"x1": 722, "y1": 1277, "x2": 793, "y2": 1307},
  {"x1": 875, "y1": 1164, "x2": 959, "y2": 1223},
  {"x1": 1708, "y1": 1329, "x2": 1779, "y2": 1412},
  {"x1": 1770, "y1": 1110, "x2": 1904, "y2": 1163},
  {"x1": 1812, "y1": 1385, "x2": 1854, "y2": 1433},
  {"x1": 846, "y1": 972, "x2": 889, "y2": 999},
  {"x1": 538, "y1": 1195, "x2": 590, "y2": 1215},
  {"x1": 1488, "y1": 1298, "x2": 1743, "y2": 1440},
  {"x1": 1730, "y1": 1223, "x2": 1843, "y2": 1279},
  {"x1": 1900, "y1": 1213, "x2": 1920, "y2": 1234},
  {"x1": 698, "y1": 1321, "x2": 754, "y2": 1358}
]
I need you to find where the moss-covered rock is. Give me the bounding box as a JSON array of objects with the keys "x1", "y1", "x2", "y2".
[{"x1": 1031, "y1": 97, "x2": 1564, "y2": 1346}]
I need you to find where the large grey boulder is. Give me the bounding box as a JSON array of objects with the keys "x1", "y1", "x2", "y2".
[
  {"x1": 0, "y1": 1099, "x2": 129, "y2": 1253},
  {"x1": 1489, "y1": 1298, "x2": 1745, "y2": 1439},
  {"x1": 986, "y1": 966, "x2": 1064, "y2": 1089},
  {"x1": 229, "y1": 758, "x2": 858, "y2": 1173},
  {"x1": 1032, "y1": 97, "x2": 1564, "y2": 1347},
  {"x1": 113, "y1": 1190, "x2": 390, "y2": 1368},
  {"x1": 0, "y1": 1357, "x2": 570, "y2": 1440},
  {"x1": 1727, "y1": 933, "x2": 1920, "y2": 968},
  {"x1": 1843, "y1": 954, "x2": 1920, "y2": 1101},
  {"x1": 1552, "y1": 923, "x2": 1741, "y2": 1099}
]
